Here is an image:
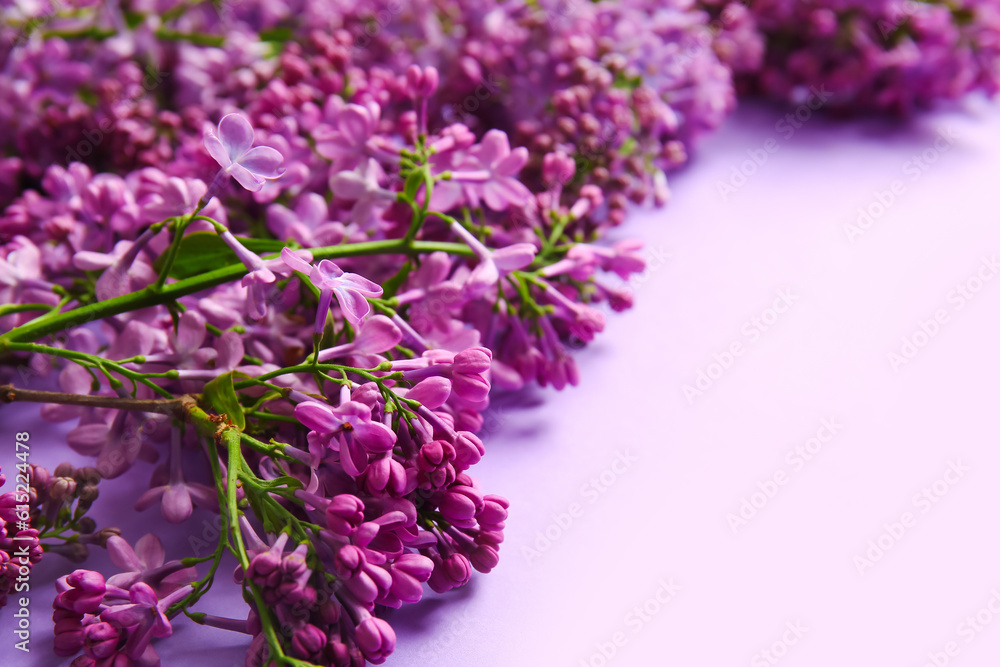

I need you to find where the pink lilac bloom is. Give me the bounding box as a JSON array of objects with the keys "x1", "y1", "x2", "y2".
[
  {"x1": 0, "y1": 2, "x2": 761, "y2": 664},
  {"x1": 281, "y1": 248, "x2": 383, "y2": 331},
  {"x1": 710, "y1": 0, "x2": 1000, "y2": 112},
  {"x1": 204, "y1": 113, "x2": 285, "y2": 193}
]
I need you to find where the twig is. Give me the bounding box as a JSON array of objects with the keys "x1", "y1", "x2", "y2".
[{"x1": 0, "y1": 384, "x2": 187, "y2": 417}]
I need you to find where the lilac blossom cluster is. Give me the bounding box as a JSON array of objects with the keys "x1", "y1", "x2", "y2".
[
  {"x1": 702, "y1": 0, "x2": 1000, "y2": 112},
  {"x1": 2, "y1": 1, "x2": 998, "y2": 665},
  {"x1": 0, "y1": 0, "x2": 740, "y2": 215},
  {"x1": 0, "y1": 1, "x2": 658, "y2": 662},
  {"x1": 332, "y1": 0, "x2": 738, "y2": 215}
]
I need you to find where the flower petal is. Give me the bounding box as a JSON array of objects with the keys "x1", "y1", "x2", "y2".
[
  {"x1": 217, "y1": 114, "x2": 255, "y2": 160},
  {"x1": 353, "y1": 315, "x2": 402, "y2": 354},
  {"x1": 228, "y1": 164, "x2": 265, "y2": 192},
  {"x1": 477, "y1": 129, "x2": 510, "y2": 167},
  {"x1": 331, "y1": 170, "x2": 369, "y2": 200},
  {"x1": 239, "y1": 146, "x2": 285, "y2": 178},
  {"x1": 280, "y1": 246, "x2": 314, "y2": 274},
  {"x1": 203, "y1": 133, "x2": 232, "y2": 170},
  {"x1": 106, "y1": 535, "x2": 142, "y2": 572},
  {"x1": 340, "y1": 273, "x2": 383, "y2": 297},
  {"x1": 491, "y1": 243, "x2": 537, "y2": 272},
  {"x1": 162, "y1": 485, "x2": 193, "y2": 523},
  {"x1": 295, "y1": 401, "x2": 344, "y2": 432},
  {"x1": 333, "y1": 286, "x2": 372, "y2": 326},
  {"x1": 353, "y1": 421, "x2": 397, "y2": 453},
  {"x1": 134, "y1": 534, "x2": 165, "y2": 569},
  {"x1": 337, "y1": 105, "x2": 373, "y2": 146},
  {"x1": 174, "y1": 310, "x2": 206, "y2": 357},
  {"x1": 66, "y1": 423, "x2": 108, "y2": 457},
  {"x1": 133, "y1": 486, "x2": 167, "y2": 512}
]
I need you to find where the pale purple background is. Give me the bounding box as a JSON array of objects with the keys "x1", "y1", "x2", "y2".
[{"x1": 3, "y1": 97, "x2": 1000, "y2": 666}]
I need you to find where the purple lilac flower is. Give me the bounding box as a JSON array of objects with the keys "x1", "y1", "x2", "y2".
[
  {"x1": 204, "y1": 113, "x2": 285, "y2": 193},
  {"x1": 281, "y1": 248, "x2": 383, "y2": 331}
]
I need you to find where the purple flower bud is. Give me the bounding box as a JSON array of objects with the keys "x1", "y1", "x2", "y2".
[
  {"x1": 55, "y1": 569, "x2": 106, "y2": 614},
  {"x1": 83, "y1": 622, "x2": 121, "y2": 660},
  {"x1": 453, "y1": 431, "x2": 485, "y2": 469},
  {"x1": 326, "y1": 494, "x2": 365, "y2": 536},
  {"x1": 52, "y1": 609, "x2": 86, "y2": 657},
  {"x1": 437, "y1": 487, "x2": 482, "y2": 522},
  {"x1": 355, "y1": 617, "x2": 396, "y2": 664},
  {"x1": 246, "y1": 551, "x2": 282, "y2": 589},
  {"x1": 428, "y1": 553, "x2": 472, "y2": 593},
  {"x1": 334, "y1": 545, "x2": 365, "y2": 579},
  {"x1": 451, "y1": 347, "x2": 492, "y2": 402},
  {"x1": 477, "y1": 494, "x2": 509, "y2": 530},
  {"x1": 406, "y1": 377, "x2": 452, "y2": 409},
  {"x1": 542, "y1": 151, "x2": 576, "y2": 186},
  {"x1": 405, "y1": 65, "x2": 440, "y2": 98},
  {"x1": 469, "y1": 544, "x2": 500, "y2": 574},
  {"x1": 292, "y1": 624, "x2": 327, "y2": 662}
]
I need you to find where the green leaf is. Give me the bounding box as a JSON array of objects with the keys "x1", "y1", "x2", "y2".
[
  {"x1": 258, "y1": 476, "x2": 304, "y2": 492},
  {"x1": 203, "y1": 371, "x2": 245, "y2": 431},
  {"x1": 154, "y1": 232, "x2": 286, "y2": 279},
  {"x1": 260, "y1": 27, "x2": 293, "y2": 43},
  {"x1": 381, "y1": 261, "x2": 412, "y2": 299}
]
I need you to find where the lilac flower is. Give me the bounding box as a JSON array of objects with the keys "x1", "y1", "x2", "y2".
[
  {"x1": 0, "y1": 236, "x2": 60, "y2": 311},
  {"x1": 281, "y1": 248, "x2": 383, "y2": 330},
  {"x1": 218, "y1": 230, "x2": 276, "y2": 320},
  {"x1": 66, "y1": 412, "x2": 147, "y2": 479},
  {"x1": 54, "y1": 570, "x2": 106, "y2": 615},
  {"x1": 355, "y1": 615, "x2": 396, "y2": 664},
  {"x1": 266, "y1": 192, "x2": 346, "y2": 246},
  {"x1": 139, "y1": 176, "x2": 209, "y2": 222},
  {"x1": 330, "y1": 158, "x2": 398, "y2": 226},
  {"x1": 427, "y1": 553, "x2": 472, "y2": 594},
  {"x1": 449, "y1": 220, "x2": 536, "y2": 297},
  {"x1": 134, "y1": 456, "x2": 217, "y2": 524},
  {"x1": 314, "y1": 102, "x2": 381, "y2": 170},
  {"x1": 291, "y1": 624, "x2": 327, "y2": 662},
  {"x1": 100, "y1": 582, "x2": 192, "y2": 660},
  {"x1": 295, "y1": 396, "x2": 397, "y2": 476},
  {"x1": 316, "y1": 314, "x2": 402, "y2": 362},
  {"x1": 452, "y1": 130, "x2": 532, "y2": 211},
  {"x1": 105, "y1": 534, "x2": 197, "y2": 593},
  {"x1": 393, "y1": 252, "x2": 465, "y2": 333},
  {"x1": 76, "y1": 229, "x2": 158, "y2": 301},
  {"x1": 393, "y1": 347, "x2": 493, "y2": 403},
  {"x1": 204, "y1": 114, "x2": 284, "y2": 193}
]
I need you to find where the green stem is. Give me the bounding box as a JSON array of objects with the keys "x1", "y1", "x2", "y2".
[
  {"x1": 223, "y1": 428, "x2": 249, "y2": 569},
  {"x1": 0, "y1": 303, "x2": 57, "y2": 317},
  {"x1": 0, "y1": 341, "x2": 173, "y2": 399},
  {"x1": 232, "y1": 363, "x2": 397, "y2": 389},
  {"x1": 0, "y1": 384, "x2": 185, "y2": 415},
  {"x1": 153, "y1": 217, "x2": 186, "y2": 292},
  {"x1": 0, "y1": 240, "x2": 473, "y2": 344}
]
